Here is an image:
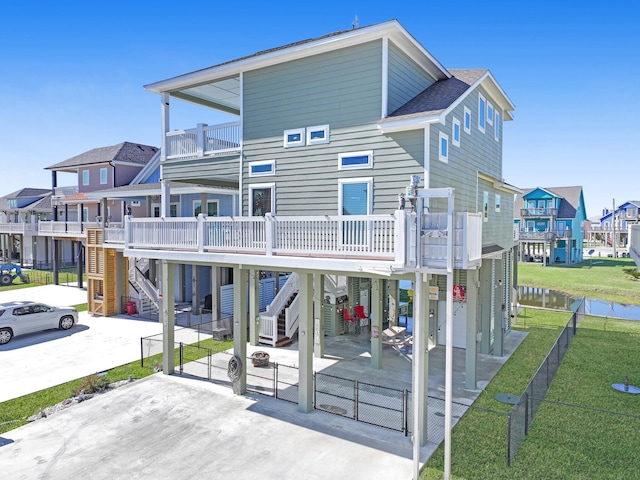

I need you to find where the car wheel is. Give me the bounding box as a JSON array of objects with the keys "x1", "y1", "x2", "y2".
[
  {"x1": 0, "y1": 328, "x2": 13, "y2": 344},
  {"x1": 0, "y1": 274, "x2": 12, "y2": 286},
  {"x1": 59, "y1": 316, "x2": 75, "y2": 330}
]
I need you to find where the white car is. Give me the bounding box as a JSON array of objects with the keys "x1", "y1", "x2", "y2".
[{"x1": 0, "y1": 301, "x2": 79, "y2": 345}]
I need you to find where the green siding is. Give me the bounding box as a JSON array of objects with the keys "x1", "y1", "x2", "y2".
[
  {"x1": 387, "y1": 41, "x2": 436, "y2": 114},
  {"x1": 243, "y1": 125, "x2": 425, "y2": 216},
  {"x1": 161, "y1": 155, "x2": 240, "y2": 185},
  {"x1": 243, "y1": 41, "x2": 383, "y2": 140}
]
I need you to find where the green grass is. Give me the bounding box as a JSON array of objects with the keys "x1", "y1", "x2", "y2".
[
  {"x1": 0, "y1": 338, "x2": 233, "y2": 435},
  {"x1": 422, "y1": 310, "x2": 640, "y2": 479},
  {"x1": 0, "y1": 267, "x2": 87, "y2": 290},
  {"x1": 518, "y1": 257, "x2": 640, "y2": 305}
]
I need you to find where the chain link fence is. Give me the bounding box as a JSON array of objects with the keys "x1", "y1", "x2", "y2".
[{"x1": 507, "y1": 298, "x2": 585, "y2": 465}]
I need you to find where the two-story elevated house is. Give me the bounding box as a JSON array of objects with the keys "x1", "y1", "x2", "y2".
[
  {"x1": 0, "y1": 188, "x2": 52, "y2": 269},
  {"x1": 515, "y1": 186, "x2": 586, "y2": 265},
  {"x1": 42, "y1": 142, "x2": 158, "y2": 284},
  {"x1": 112, "y1": 20, "x2": 517, "y2": 446},
  {"x1": 588, "y1": 200, "x2": 640, "y2": 250}
]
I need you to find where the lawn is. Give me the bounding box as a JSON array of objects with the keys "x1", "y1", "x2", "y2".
[
  {"x1": 518, "y1": 257, "x2": 640, "y2": 305},
  {"x1": 422, "y1": 309, "x2": 640, "y2": 479}
]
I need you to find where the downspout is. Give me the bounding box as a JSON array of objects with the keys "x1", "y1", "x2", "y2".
[{"x1": 239, "y1": 72, "x2": 244, "y2": 216}]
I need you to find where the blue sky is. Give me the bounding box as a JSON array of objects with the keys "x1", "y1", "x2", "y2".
[{"x1": 1, "y1": 1, "x2": 638, "y2": 218}]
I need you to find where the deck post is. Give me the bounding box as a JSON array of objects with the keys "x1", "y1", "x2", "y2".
[
  {"x1": 298, "y1": 272, "x2": 314, "y2": 412},
  {"x1": 249, "y1": 269, "x2": 260, "y2": 346},
  {"x1": 370, "y1": 277, "x2": 383, "y2": 369},
  {"x1": 232, "y1": 267, "x2": 248, "y2": 395},
  {"x1": 161, "y1": 260, "x2": 175, "y2": 375},
  {"x1": 313, "y1": 273, "x2": 325, "y2": 358}
]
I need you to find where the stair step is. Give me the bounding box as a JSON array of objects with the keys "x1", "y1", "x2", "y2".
[{"x1": 275, "y1": 336, "x2": 293, "y2": 348}]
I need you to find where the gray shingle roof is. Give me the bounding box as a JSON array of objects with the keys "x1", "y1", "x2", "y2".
[
  {"x1": 0, "y1": 189, "x2": 51, "y2": 211},
  {"x1": 46, "y1": 142, "x2": 159, "y2": 171},
  {"x1": 383, "y1": 69, "x2": 486, "y2": 122}
]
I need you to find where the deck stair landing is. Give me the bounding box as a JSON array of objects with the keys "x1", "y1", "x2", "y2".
[{"x1": 259, "y1": 273, "x2": 299, "y2": 347}]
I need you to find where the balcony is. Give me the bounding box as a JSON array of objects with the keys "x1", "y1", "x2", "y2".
[
  {"x1": 520, "y1": 208, "x2": 557, "y2": 217},
  {"x1": 166, "y1": 122, "x2": 241, "y2": 160},
  {"x1": 37, "y1": 221, "x2": 123, "y2": 238},
  {"x1": 518, "y1": 229, "x2": 572, "y2": 241},
  {"x1": 121, "y1": 211, "x2": 483, "y2": 272},
  {"x1": 0, "y1": 223, "x2": 38, "y2": 235}
]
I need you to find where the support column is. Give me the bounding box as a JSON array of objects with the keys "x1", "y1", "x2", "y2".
[
  {"x1": 161, "y1": 261, "x2": 175, "y2": 375},
  {"x1": 115, "y1": 251, "x2": 125, "y2": 313},
  {"x1": 370, "y1": 277, "x2": 383, "y2": 369},
  {"x1": 53, "y1": 239, "x2": 59, "y2": 285},
  {"x1": 313, "y1": 273, "x2": 325, "y2": 358},
  {"x1": 192, "y1": 265, "x2": 200, "y2": 315},
  {"x1": 76, "y1": 241, "x2": 83, "y2": 289},
  {"x1": 249, "y1": 269, "x2": 260, "y2": 346},
  {"x1": 412, "y1": 271, "x2": 428, "y2": 449},
  {"x1": 298, "y1": 272, "x2": 313, "y2": 412},
  {"x1": 232, "y1": 267, "x2": 248, "y2": 395},
  {"x1": 210, "y1": 266, "x2": 220, "y2": 327},
  {"x1": 388, "y1": 279, "x2": 399, "y2": 327},
  {"x1": 465, "y1": 268, "x2": 479, "y2": 389},
  {"x1": 493, "y1": 258, "x2": 504, "y2": 357}
]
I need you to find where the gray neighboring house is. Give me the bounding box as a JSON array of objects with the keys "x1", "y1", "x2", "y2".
[{"x1": 118, "y1": 20, "x2": 517, "y2": 446}]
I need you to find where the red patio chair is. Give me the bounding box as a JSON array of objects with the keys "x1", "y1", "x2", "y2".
[
  {"x1": 354, "y1": 305, "x2": 369, "y2": 331},
  {"x1": 343, "y1": 308, "x2": 359, "y2": 334}
]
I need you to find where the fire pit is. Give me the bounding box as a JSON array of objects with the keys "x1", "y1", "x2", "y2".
[{"x1": 251, "y1": 351, "x2": 270, "y2": 367}]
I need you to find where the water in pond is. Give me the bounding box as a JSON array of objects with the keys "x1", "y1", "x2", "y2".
[{"x1": 518, "y1": 286, "x2": 640, "y2": 321}]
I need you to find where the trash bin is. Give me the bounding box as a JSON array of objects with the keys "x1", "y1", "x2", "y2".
[{"x1": 126, "y1": 301, "x2": 137, "y2": 315}]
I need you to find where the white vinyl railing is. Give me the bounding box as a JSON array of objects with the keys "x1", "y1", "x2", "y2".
[
  {"x1": 37, "y1": 221, "x2": 125, "y2": 237},
  {"x1": 166, "y1": 122, "x2": 241, "y2": 160},
  {"x1": 0, "y1": 223, "x2": 38, "y2": 234},
  {"x1": 420, "y1": 212, "x2": 482, "y2": 269},
  {"x1": 285, "y1": 294, "x2": 300, "y2": 340}
]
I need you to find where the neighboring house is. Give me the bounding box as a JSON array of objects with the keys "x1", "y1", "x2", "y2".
[
  {"x1": 40, "y1": 142, "x2": 159, "y2": 283},
  {"x1": 514, "y1": 186, "x2": 587, "y2": 265},
  {"x1": 113, "y1": 20, "x2": 516, "y2": 445},
  {"x1": 84, "y1": 151, "x2": 239, "y2": 317},
  {"x1": 0, "y1": 188, "x2": 53, "y2": 267},
  {"x1": 589, "y1": 200, "x2": 640, "y2": 249}
]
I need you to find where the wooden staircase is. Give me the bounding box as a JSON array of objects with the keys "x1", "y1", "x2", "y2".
[{"x1": 272, "y1": 292, "x2": 297, "y2": 347}]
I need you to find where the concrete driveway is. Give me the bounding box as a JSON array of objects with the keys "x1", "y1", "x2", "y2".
[{"x1": 0, "y1": 285, "x2": 163, "y2": 402}]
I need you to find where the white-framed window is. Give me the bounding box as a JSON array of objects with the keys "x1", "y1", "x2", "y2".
[
  {"x1": 194, "y1": 199, "x2": 219, "y2": 216},
  {"x1": 306, "y1": 125, "x2": 330, "y2": 145},
  {"x1": 283, "y1": 128, "x2": 305, "y2": 148},
  {"x1": 439, "y1": 132, "x2": 449, "y2": 163},
  {"x1": 249, "y1": 160, "x2": 275, "y2": 177},
  {"x1": 249, "y1": 183, "x2": 275, "y2": 216},
  {"x1": 152, "y1": 202, "x2": 179, "y2": 217},
  {"x1": 82, "y1": 207, "x2": 88, "y2": 222},
  {"x1": 487, "y1": 102, "x2": 494, "y2": 126},
  {"x1": 483, "y1": 191, "x2": 489, "y2": 222},
  {"x1": 82, "y1": 170, "x2": 90, "y2": 186},
  {"x1": 463, "y1": 106, "x2": 471, "y2": 134},
  {"x1": 170, "y1": 203, "x2": 178, "y2": 217},
  {"x1": 494, "y1": 112, "x2": 501, "y2": 141},
  {"x1": 478, "y1": 93, "x2": 486, "y2": 133},
  {"x1": 495, "y1": 194, "x2": 501, "y2": 213},
  {"x1": 452, "y1": 118, "x2": 461, "y2": 147},
  {"x1": 339, "y1": 178, "x2": 373, "y2": 215},
  {"x1": 338, "y1": 150, "x2": 373, "y2": 170},
  {"x1": 100, "y1": 167, "x2": 107, "y2": 185}
]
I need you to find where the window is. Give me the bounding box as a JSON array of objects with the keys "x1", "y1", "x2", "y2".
[
  {"x1": 495, "y1": 194, "x2": 501, "y2": 213},
  {"x1": 463, "y1": 106, "x2": 471, "y2": 134},
  {"x1": 283, "y1": 128, "x2": 305, "y2": 148},
  {"x1": 249, "y1": 160, "x2": 275, "y2": 177},
  {"x1": 483, "y1": 191, "x2": 489, "y2": 222},
  {"x1": 207, "y1": 200, "x2": 218, "y2": 216},
  {"x1": 487, "y1": 102, "x2": 494, "y2": 126},
  {"x1": 100, "y1": 167, "x2": 107, "y2": 185},
  {"x1": 339, "y1": 178, "x2": 372, "y2": 247},
  {"x1": 170, "y1": 203, "x2": 178, "y2": 217},
  {"x1": 478, "y1": 94, "x2": 486, "y2": 133},
  {"x1": 452, "y1": 118, "x2": 461, "y2": 147},
  {"x1": 306, "y1": 125, "x2": 330, "y2": 145},
  {"x1": 494, "y1": 112, "x2": 500, "y2": 141},
  {"x1": 250, "y1": 184, "x2": 275, "y2": 216},
  {"x1": 82, "y1": 207, "x2": 88, "y2": 222},
  {"x1": 193, "y1": 200, "x2": 202, "y2": 217},
  {"x1": 338, "y1": 151, "x2": 373, "y2": 170},
  {"x1": 82, "y1": 170, "x2": 90, "y2": 186},
  {"x1": 439, "y1": 132, "x2": 449, "y2": 162}
]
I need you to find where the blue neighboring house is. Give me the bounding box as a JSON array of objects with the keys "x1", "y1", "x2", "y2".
[
  {"x1": 515, "y1": 186, "x2": 587, "y2": 264},
  {"x1": 592, "y1": 200, "x2": 640, "y2": 249}
]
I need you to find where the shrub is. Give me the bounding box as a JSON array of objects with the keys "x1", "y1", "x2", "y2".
[{"x1": 73, "y1": 374, "x2": 110, "y2": 396}]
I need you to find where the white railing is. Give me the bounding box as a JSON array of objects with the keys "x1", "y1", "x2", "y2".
[
  {"x1": 285, "y1": 293, "x2": 300, "y2": 340},
  {"x1": 124, "y1": 210, "x2": 482, "y2": 268},
  {"x1": 166, "y1": 122, "x2": 241, "y2": 160},
  {"x1": 0, "y1": 223, "x2": 38, "y2": 235},
  {"x1": 53, "y1": 186, "x2": 78, "y2": 197},
  {"x1": 420, "y1": 212, "x2": 482, "y2": 269},
  {"x1": 37, "y1": 221, "x2": 124, "y2": 237},
  {"x1": 259, "y1": 273, "x2": 300, "y2": 346},
  {"x1": 104, "y1": 227, "x2": 125, "y2": 244}
]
